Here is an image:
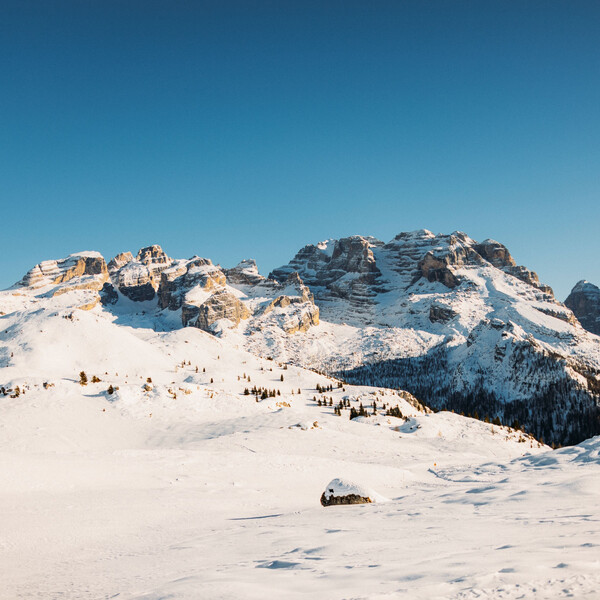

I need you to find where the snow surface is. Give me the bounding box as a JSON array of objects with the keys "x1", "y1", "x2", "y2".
[{"x1": 1, "y1": 287, "x2": 599, "y2": 600}]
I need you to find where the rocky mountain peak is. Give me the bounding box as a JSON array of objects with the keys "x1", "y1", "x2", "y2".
[
  {"x1": 107, "y1": 252, "x2": 134, "y2": 273},
  {"x1": 3, "y1": 232, "x2": 600, "y2": 445},
  {"x1": 565, "y1": 280, "x2": 600, "y2": 335},
  {"x1": 473, "y1": 239, "x2": 516, "y2": 268},
  {"x1": 136, "y1": 244, "x2": 172, "y2": 266},
  {"x1": 224, "y1": 259, "x2": 266, "y2": 286},
  {"x1": 271, "y1": 229, "x2": 555, "y2": 326},
  {"x1": 19, "y1": 252, "x2": 108, "y2": 289},
  {"x1": 109, "y1": 245, "x2": 174, "y2": 302}
]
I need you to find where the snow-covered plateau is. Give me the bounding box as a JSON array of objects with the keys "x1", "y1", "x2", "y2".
[{"x1": 1, "y1": 231, "x2": 599, "y2": 599}]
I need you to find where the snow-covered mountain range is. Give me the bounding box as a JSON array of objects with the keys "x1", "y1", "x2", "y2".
[
  {"x1": 2, "y1": 229, "x2": 599, "y2": 445},
  {"x1": 2, "y1": 232, "x2": 600, "y2": 599}
]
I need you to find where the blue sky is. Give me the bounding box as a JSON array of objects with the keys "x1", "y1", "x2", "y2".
[{"x1": 1, "y1": 1, "x2": 599, "y2": 299}]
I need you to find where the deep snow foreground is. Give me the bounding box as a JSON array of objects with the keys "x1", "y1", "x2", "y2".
[{"x1": 1, "y1": 300, "x2": 599, "y2": 599}]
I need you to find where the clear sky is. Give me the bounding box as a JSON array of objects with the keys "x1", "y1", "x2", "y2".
[{"x1": 1, "y1": 1, "x2": 599, "y2": 300}]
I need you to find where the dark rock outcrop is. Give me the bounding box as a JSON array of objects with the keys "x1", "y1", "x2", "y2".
[
  {"x1": 320, "y1": 492, "x2": 372, "y2": 507},
  {"x1": 565, "y1": 281, "x2": 600, "y2": 335},
  {"x1": 99, "y1": 282, "x2": 119, "y2": 306},
  {"x1": 319, "y1": 478, "x2": 380, "y2": 507},
  {"x1": 429, "y1": 303, "x2": 458, "y2": 323}
]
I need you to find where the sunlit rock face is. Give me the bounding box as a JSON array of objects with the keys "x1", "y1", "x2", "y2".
[
  {"x1": 110, "y1": 245, "x2": 173, "y2": 302},
  {"x1": 20, "y1": 252, "x2": 109, "y2": 290},
  {"x1": 159, "y1": 258, "x2": 226, "y2": 311}
]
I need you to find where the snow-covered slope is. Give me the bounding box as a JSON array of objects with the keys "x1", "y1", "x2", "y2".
[
  {"x1": 2, "y1": 231, "x2": 600, "y2": 447},
  {"x1": 1, "y1": 247, "x2": 599, "y2": 599},
  {"x1": 266, "y1": 231, "x2": 600, "y2": 445}
]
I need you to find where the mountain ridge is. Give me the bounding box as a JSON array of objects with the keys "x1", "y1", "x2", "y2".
[{"x1": 2, "y1": 229, "x2": 599, "y2": 445}]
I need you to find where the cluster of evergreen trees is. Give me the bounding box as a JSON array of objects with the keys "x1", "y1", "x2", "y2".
[
  {"x1": 335, "y1": 343, "x2": 600, "y2": 446},
  {"x1": 316, "y1": 382, "x2": 341, "y2": 393},
  {"x1": 244, "y1": 386, "x2": 281, "y2": 400}
]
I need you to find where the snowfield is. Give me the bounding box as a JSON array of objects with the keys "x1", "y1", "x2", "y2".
[{"x1": 1, "y1": 291, "x2": 599, "y2": 599}]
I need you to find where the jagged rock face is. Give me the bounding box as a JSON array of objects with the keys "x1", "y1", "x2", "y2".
[
  {"x1": 565, "y1": 281, "x2": 600, "y2": 335},
  {"x1": 15, "y1": 252, "x2": 110, "y2": 312},
  {"x1": 473, "y1": 239, "x2": 516, "y2": 268},
  {"x1": 328, "y1": 236, "x2": 381, "y2": 281},
  {"x1": 186, "y1": 290, "x2": 251, "y2": 332},
  {"x1": 111, "y1": 245, "x2": 173, "y2": 302},
  {"x1": 429, "y1": 303, "x2": 458, "y2": 323},
  {"x1": 9, "y1": 247, "x2": 320, "y2": 336},
  {"x1": 99, "y1": 282, "x2": 118, "y2": 306},
  {"x1": 271, "y1": 230, "x2": 555, "y2": 326},
  {"x1": 158, "y1": 258, "x2": 225, "y2": 311},
  {"x1": 471, "y1": 239, "x2": 552, "y2": 295},
  {"x1": 269, "y1": 243, "x2": 333, "y2": 285},
  {"x1": 270, "y1": 235, "x2": 383, "y2": 289},
  {"x1": 107, "y1": 252, "x2": 133, "y2": 273},
  {"x1": 224, "y1": 260, "x2": 266, "y2": 286},
  {"x1": 418, "y1": 252, "x2": 462, "y2": 287},
  {"x1": 20, "y1": 253, "x2": 108, "y2": 289},
  {"x1": 504, "y1": 265, "x2": 554, "y2": 295},
  {"x1": 261, "y1": 294, "x2": 320, "y2": 333},
  {"x1": 270, "y1": 236, "x2": 387, "y2": 324},
  {"x1": 136, "y1": 245, "x2": 171, "y2": 267}
]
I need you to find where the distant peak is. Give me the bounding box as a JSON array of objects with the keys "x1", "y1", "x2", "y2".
[
  {"x1": 393, "y1": 229, "x2": 435, "y2": 241},
  {"x1": 571, "y1": 280, "x2": 599, "y2": 294}
]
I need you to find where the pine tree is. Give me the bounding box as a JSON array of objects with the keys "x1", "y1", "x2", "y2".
[{"x1": 79, "y1": 371, "x2": 88, "y2": 386}]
